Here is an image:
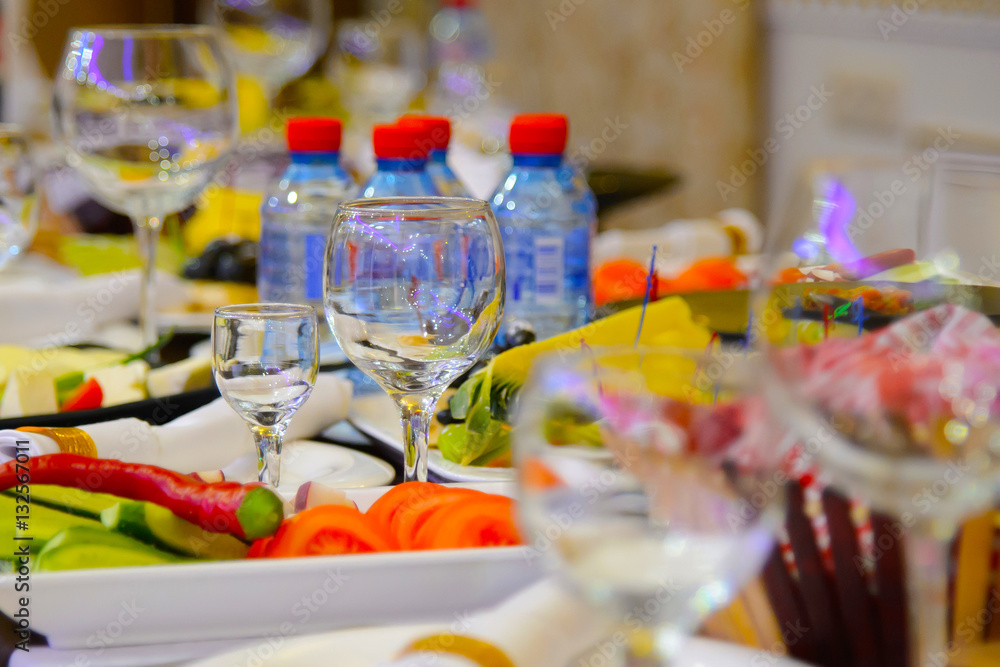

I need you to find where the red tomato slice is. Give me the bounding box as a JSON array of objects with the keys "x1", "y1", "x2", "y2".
[
  {"x1": 412, "y1": 495, "x2": 521, "y2": 550},
  {"x1": 267, "y1": 505, "x2": 394, "y2": 557}
]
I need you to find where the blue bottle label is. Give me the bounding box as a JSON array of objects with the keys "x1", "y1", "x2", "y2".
[
  {"x1": 304, "y1": 233, "x2": 326, "y2": 301},
  {"x1": 534, "y1": 236, "x2": 565, "y2": 305}
]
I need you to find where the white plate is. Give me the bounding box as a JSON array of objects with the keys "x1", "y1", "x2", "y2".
[
  {"x1": 222, "y1": 440, "x2": 395, "y2": 497},
  {"x1": 0, "y1": 483, "x2": 537, "y2": 650},
  {"x1": 188, "y1": 625, "x2": 809, "y2": 667},
  {"x1": 347, "y1": 393, "x2": 515, "y2": 483}
]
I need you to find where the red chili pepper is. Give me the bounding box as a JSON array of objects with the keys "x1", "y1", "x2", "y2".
[
  {"x1": 0, "y1": 454, "x2": 283, "y2": 540},
  {"x1": 60, "y1": 378, "x2": 103, "y2": 412}
]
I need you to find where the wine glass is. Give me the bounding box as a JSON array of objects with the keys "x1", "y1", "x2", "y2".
[
  {"x1": 756, "y1": 151, "x2": 1000, "y2": 666},
  {"x1": 330, "y1": 19, "x2": 427, "y2": 125},
  {"x1": 514, "y1": 346, "x2": 787, "y2": 665},
  {"x1": 324, "y1": 197, "x2": 504, "y2": 482},
  {"x1": 212, "y1": 303, "x2": 319, "y2": 488},
  {"x1": 210, "y1": 0, "x2": 332, "y2": 102},
  {"x1": 0, "y1": 125, "x2": 39, "y2": 270},
  {"x1": 52, "y1": 25, "x2": 239, "y2": 349}
]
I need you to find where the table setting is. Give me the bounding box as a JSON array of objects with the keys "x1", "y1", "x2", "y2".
[{"x1": 1, "y1": 1, "x2": 1000, "y2": 666}]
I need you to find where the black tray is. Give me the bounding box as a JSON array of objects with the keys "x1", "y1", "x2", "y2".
[{"x1": 0, "y1": 386, "x2": 220, "y2": 430}]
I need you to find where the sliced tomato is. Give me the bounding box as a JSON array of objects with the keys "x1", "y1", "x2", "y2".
[
  {"x1": 365, "y1": 481, "x2": 449, "y2": 530},
  {"x1": 390, "y1": 488, "x2": 483, "y2": 549},
  {"x1": 592, "y1": 259, "x2": 649, "y2": 307},
  {"x1": 412, "y1": 495, "x2": 521, "y2": 550},
  {"x1": 60, "y1": 378, "x2": 103, "y2": 412},
  {"x1": 266, "y1": 505, "x2": 394, "y2": 558},
  {"x1": 247, "y1": 535, "x2": 274, "y2": 558},
  {"x1": 670, "y1": 257, "x2": 747, "y2": 292}
]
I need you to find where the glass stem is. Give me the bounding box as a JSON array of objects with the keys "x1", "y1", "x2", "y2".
[
  {"x1": 251, "y1": 424, "x2": 286, "y2": 488},
  {"x1": 905, "y1": 523, "x2": 955, "y2": 667},
  {"x1": 131, "y1": 213, "x2": 164, "y2": 355},
  {"x1": 393, "y1": 392, "x2": 440, "y2": 483}
]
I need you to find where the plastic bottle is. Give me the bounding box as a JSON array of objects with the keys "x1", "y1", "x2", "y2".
[
  {"x1": 399, "y1": 115, "x2": 471, "y2": 197},
  {"x1": 258, "y1": 117, "x2": 357, "y2": 310},
  {"x1": 490, "y1": 114, "x2": 596, "y2": 342},
  {"x1": 428, "y1": 0, "x2": 493, "y2": 113},
  {"x1": 360, "y1": 124, "x2": 441, "y2": 198}
]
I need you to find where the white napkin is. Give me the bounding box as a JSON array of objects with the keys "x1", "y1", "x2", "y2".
[
  {"x1": 0, "y1": 256, "x2": 185, "y2": 347},
  {"x1": 379, "y1": 579, "x2": 614, "y2": 667},
  {"x1": 0, "y1": 373, "x2": 353, "y2": 472}
]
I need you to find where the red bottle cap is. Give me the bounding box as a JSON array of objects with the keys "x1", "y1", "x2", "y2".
[
  {"x1": 286, "y1": 117, "x2": 343, "y2": 152},
  {"x1": 372, "y1": 123, "x2": 430, "y2": 160},
  {"x1": 399, "y1": 115, "x2": 452, "y2": 151},
  {"x1": 509, "y1": 113, "x2": 568, "y2": 155},
  {"x1": 441, "y1": 0, "x2": 474, "y2": 6}
]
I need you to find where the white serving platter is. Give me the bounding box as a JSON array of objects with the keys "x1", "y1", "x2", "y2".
[
  {"x1": 0, "y1": 483, "x2": 538, "y2": 650},
  {"x1": 347, "y1": 392, "x2": 515, "y2": 483}
]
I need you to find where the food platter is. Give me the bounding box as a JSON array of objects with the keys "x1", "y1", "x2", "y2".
[
  {"x1": 347, "y1": 393, "x2": 515, "y2": 483},
  {"x1": 0, "y1": 483, "x2": 538, "y2": 650}
]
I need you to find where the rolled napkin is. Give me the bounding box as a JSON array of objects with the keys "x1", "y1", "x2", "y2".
[
  {"x1": 0, "y1": 259, "x2": 185, "y2": 346},
  {"x1": 381, "y1": 579, "x2": 615, "y2": 667},
  {"x1": 0, "y1": 373, "x2": 352, "y2": 472}
]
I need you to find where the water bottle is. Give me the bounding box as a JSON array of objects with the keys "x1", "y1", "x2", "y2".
[
  {"x1": 490, "y1": 113, "x2": 596, "y2": 342},
  {"x1": 361, "y1": 124, "x2": 441, "y2": 197},
  {"x1": 428, "y1": 0, "x2": 493, "y2": 113},
  {"x1": 258, "y1": 117, "x2": 357, "y2": 310},
  {"x1": 399, "y1": 115, "x2": 471, "y2": 197}
]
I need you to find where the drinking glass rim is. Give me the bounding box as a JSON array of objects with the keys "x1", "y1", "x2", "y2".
[
  {"x1": 66, "y1": 24, "x2": 222, "y2": 40},
  {"x1": 214, "y1": 303, "x2": 317, "y2": 320},
  {"x1": 337, "y1": 197, "x2": 491, "y2": 217}
]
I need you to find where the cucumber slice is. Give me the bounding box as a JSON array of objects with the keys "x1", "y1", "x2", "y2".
[
  {"x1": 5, "y1": 484, "x2": 123, "y2": 520},
  {"x1": 35, "y1": 527, "x2": 182, "y2": 571},
  {"x1": 0, "y1": 494, "x2": 104, "y2": 559},
  {"x1": 101, "y1": 501, "x2": 249, "y2": 560}
]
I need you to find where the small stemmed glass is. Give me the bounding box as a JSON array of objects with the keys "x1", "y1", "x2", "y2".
[
  {"x1": 212, "y1": 304, "x2": 319, "y2": 489},
  {"x1": 324, "y1": 197, "x2": 504, "y2": 482}
]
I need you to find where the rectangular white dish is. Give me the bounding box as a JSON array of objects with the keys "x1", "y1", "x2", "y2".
[{"x1": 0, "y1": 483, "x2": 539, "y2": 649}]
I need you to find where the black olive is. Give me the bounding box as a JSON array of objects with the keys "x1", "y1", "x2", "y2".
[
  {"x1": 506, "y1": 328, "x2": 536, "y2": 348},
  {"x1": 214, "y1": 252, "x2": 243, "y2": 282},
  {"x1": 182, "y1": 256, "x2": 213, "y2": 280},
  {"x1": 437, "y1": 408, "x2": 457, "y2": 425}
]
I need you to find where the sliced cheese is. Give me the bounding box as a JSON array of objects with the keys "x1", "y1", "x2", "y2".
[
  {"x1": 85, "y1": 360, "x2": 149, "y2": 407},
  {"x1": 146, "y1": 355, "x2": 213, "y2": 398},
  {"x1": 0, "y1": 368, "x2": 57, "y2": 417}
]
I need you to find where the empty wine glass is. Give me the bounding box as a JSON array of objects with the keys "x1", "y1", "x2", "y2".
[
  {"x1": 515, "y1": 346, "x2": 786, "y2": 665},
  {"x1": 756, "y1": 151, "x2": 1000, "y2": 666},
  {"x1": 210, "y1": 0, "x2": 332, "y2": 101},
  {"x1": 212, "y1": 303, "x2": 319, "y2": 488},
  {"x1": 324, "y1": 197, "x2": 504, "y2": 482},
  {"x1": 0, "y1": 125, "x2": 39, "y2": 269},
  {"x1": 53, "y1": 25, "x2": 239, "y2": 349},
  {"x1": 331, "y1": 19, "x2": 427, "y2": 125}
]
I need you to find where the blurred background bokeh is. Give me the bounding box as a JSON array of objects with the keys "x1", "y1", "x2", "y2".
[{"x1": 2, "y1": 0, "x2": 999, "y2": 231}]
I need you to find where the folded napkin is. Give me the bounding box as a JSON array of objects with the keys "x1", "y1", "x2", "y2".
[
  {"x1": 0, "y1": 256, "x2": 185, "y2": 346},
  {"x1": 380, "y1": 579, "x2": 614, "y2": 667},
  {"x1": 0, "y1": 373, "x2": 352, "y2": 472}
]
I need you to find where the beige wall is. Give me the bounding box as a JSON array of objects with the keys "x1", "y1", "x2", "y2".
[{"x1": 478, "y1": 0, "x2": 762, "y2": 227}]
